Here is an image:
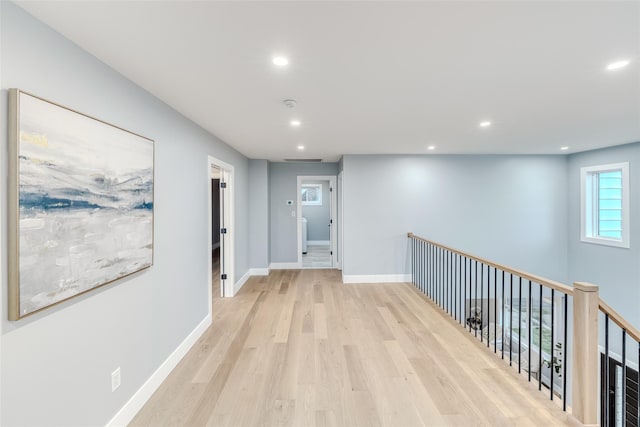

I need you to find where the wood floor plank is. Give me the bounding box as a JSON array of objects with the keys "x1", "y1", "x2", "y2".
[{"x1": 131, "y1": 273, "x2": 572, "y2": 427}]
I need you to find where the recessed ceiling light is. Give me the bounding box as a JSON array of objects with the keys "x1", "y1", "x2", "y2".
[
  {"x1": 427, "y1": 145, "x2": 436, "y2": 151},
  {"x1": 560, "y1": 146, "x2": 569, "y2": 151},
  {"x1": 479, "y1": 121, "x2": 492, "y2": 128},
  {"x1": 290, "y1": 120, "x2": 301, "y2": 127},
  {"x1": 273, "y1": 56, "x2": 289, "y2": 67},
  {"x1": 606, "y1": 59, "x2": 630, "y2": 71},
  {"x1": 297, "y1": 145, "x2": 305, "y2": 151}
]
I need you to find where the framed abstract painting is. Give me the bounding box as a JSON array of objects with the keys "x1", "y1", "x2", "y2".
[{"x1": 8, "y1": 89, "x2": 154, "y2": 320}]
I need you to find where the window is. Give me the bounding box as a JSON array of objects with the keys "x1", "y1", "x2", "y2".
[
  {"x1": 301, "y1": 184, "x2": 322, "y2": 206},
  {"x1": 581, "y1": 162, "x2": 630, "y2": 248}
]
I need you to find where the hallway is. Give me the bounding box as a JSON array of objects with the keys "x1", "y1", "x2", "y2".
[{"x1": 131, "y1": 270, "x2": 570, "y2": 426}]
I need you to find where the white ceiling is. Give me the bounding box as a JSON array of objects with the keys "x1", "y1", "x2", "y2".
[{"x1": 15, "y1": 1, "x2": 640, "y2": 162}]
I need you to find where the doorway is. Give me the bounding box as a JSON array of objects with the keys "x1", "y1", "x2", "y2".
[
  {"x1": 211, "y1": 170, "x2": 221, "y2": 297},
  {"x1": 208, "y1": 156, "x2": 234, "y2": 302},
  {"x1": 297, "y1": 175, "x2": 338, "y2": 269}
]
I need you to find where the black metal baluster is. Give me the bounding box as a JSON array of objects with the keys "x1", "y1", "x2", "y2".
[
  {"x1": 417, "y1": 240, "x2": 420, "y2": 292},
  {"x1": 464, "y1": 259, "x2": 472, "y2": 332},
  {"x1": 528, "y1": 280, "x2": 532, "y2": 382},
  {"x1": 550, "y1": 289, "x2": 555, "y2": 400},
  {"x1": 563, "y1": 294, "x2": 568, "y2": 411},
  {"x1": 450, "y1": 251, "x2": 453, "y2": 316},
  {"x1": 440, "y1": 249, "x2": 447, "y2": 310},
  {"x1": 418, "y1": 241, "x2": 428, "y2": 292},
  {"x1": 428, "y1": 243, "x2": 432, "y2": 296},
  {"x1": 475, "y1": 260, "x2": 478, "y2": 338},
  {"x1": 494, "y1": 267, "x2": 497, "y2": 353},
  {"x1": 486, "y1": 265, "x2": 490, "y2": 348},
  {"x1": 637, "y1": 342, "x2": 640, "y2": 425},
  {"x1": 453, "y1": 254, "x2": 457, "y2": 321},
  {"x1": 411, "y1": 238, "x2": 414, "y2": 287},
  {"x1": 434, "y1": 248, "x2": 442, "y2": 304},
  {"x1": 480, "y1": 263, "x2": 484, "y2": 343},
  {"x1": 538, "y1": 284, "x2": 543, "y2": 391},
  {"x1": 502, "y1": 270, "x2": 505, "y2": 360},
  {"x1": 442, "y1": 251, "x2": 450, "y2": 313},
  {"x1": 518, "y1": 277, "x2": 522, "y2": 374},
  {"x1": 417, "y1": 240, "x2": 421, "y2": 293},
  {"x1": 622, "y1": 329, "x2": 627, "y2": 426},
  {"x1": 446, "y1": 251, "x2": 450, "y2": 314},
  {"x1": 434, "y1": 246, "x2": 438, "y2": 302},
  {"x1": 428, "y1": 244, "x2": 431, "y2": 298},
  {"x1": 424, "y1": 242, "x2": 428, "y2": 295},
  {"x1": 459, "y1": 254, "x2": 463, "y2": 325},
  {"x1": 605, "y1": 314, "x2": 609, "y2": 426},
  {"x1": 509, "y1": 274, "x2": 513, "y2": 366},
  {"x1": 441, "y1": 247, "x2": 445, "y2": 308}
]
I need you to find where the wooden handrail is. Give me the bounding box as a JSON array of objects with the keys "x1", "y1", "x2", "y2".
[
  {"x1": 599, "y1": 298, "x2": 640, "y2": 343},
  {"x1": 408, "y1": 232, "x2": 640, "y2": 343},
  {"x1": 408, "y1": 232, "x2": 574, "y2": 295}
]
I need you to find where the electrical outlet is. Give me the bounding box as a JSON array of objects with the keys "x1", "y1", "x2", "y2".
[{"x1": 111, "y1": 367, "x2": 121, "y2": 392}]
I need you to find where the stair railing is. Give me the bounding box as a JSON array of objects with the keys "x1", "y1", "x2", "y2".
[{"x1": 408, "y1": 232, "x2": 640, "y2": 426}]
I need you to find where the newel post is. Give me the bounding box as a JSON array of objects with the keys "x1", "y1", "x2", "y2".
[{"x1": 572, "y1": 282, "x2": 599, "y2": 426}]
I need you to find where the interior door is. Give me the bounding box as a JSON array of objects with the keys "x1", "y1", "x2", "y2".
[{"x1": 219, "y1": 178, "x2": 227, "y2": 297}]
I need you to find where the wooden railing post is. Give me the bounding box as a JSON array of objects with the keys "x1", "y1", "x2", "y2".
[{"x1": 572, "y1": 282, "x2": 599, "y2": 426}]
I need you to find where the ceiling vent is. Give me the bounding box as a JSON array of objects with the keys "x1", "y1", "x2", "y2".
[
  {"x1": 283, "y1": 158, "x2": 322, "y2": 162},
  {"x1": 283, "y1": 99, "x2": 297, "y2": 108}
]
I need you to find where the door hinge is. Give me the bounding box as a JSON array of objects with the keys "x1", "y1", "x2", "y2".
[
  {"x1": 330, "y1": 251, "x2": 333, "y2": 255},
  {"x1": 221, "y1": 273, "x2": 228, "y2": 280},
  {"x1": 330, "y1": 219, "x2": 333, "y2": 224},
  {"x1": 220, "y1": 182, "x2": 227, "y2": 189},
  {"x1": 220, "y1": 228, "x2": 227, "y2": 234},
  {"x1": 330, "y1": 187, "x2": 333, "y2": 192}
]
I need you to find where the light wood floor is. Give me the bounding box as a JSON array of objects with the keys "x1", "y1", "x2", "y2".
[
  {"x1": 131, "y1": 269, "x2": 571, "y2": 426},
  {"x1": 302, "y1": 245, "x2": 331, "y2": 268}
]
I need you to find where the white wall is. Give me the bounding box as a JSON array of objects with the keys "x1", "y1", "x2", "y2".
[
  {"x1": 0, "y1": 3, "x2": 250, "y2": 425},
  {"x1": 568, "y1": 142, "x2": 640, "y2": 328},
  {"x1": 342, "y1": 155, "x2": 570, "y2": 283}
]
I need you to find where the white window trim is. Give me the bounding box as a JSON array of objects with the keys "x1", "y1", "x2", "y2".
[{"x1": 580, "y1": 162, "x2": 630, "y2": 248}]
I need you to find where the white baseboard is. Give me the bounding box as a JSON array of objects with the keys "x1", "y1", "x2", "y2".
[
  {"x1": 269, "y1": 262, "x2": 301, "y2": 270},
  {"x1": 308, "y1": 240, "x2": 330, "y2": 246},
  {"x1": 342, "y1": 274, "x2": 411, "y2": 284},
  {"x1": 233, "y1": 270, "x2": 251, "y2": 296},
  {"x1": 106, "y1": 314, "x2": 211, "y2": 427},
  {"x1": 249, "y1": 268, "x2": 269, "y2": 276}
]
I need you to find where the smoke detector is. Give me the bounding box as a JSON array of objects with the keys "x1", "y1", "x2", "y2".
[{"x1": 283, "y1": 99, "x2": 297, "y2": 108}]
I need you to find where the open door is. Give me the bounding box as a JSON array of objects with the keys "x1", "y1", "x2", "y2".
[
  {"x1": 209, "y1": 156, "x2": 234, "y2": 301},
  {"x1": 297, "y1": 175, "x2": 338, "y2": 269}
]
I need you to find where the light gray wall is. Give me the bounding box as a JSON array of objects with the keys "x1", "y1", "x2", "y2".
[
  {"x1": 249, "y1": 159, "x2": 269, "y2": 269},
  {"x1": 0, "y1": 3, "x2": 250, "y2": 425},
  {"x1": 568, "y1": 142, "x2": 640, "y2": 328},
  {"x1": 269, "y1": 162, "x2": 338, "y2": 263},
  {"x1": 342, "y1": 155, "x2": 570, "y2": 282},
  {"x1": 302, "y1": 180, "x2": 330, "y2": 241}
]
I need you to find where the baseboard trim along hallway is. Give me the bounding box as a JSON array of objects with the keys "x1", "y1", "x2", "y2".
[{"x1": 106, "y1": 315, "x2": 211, "y2": 427}]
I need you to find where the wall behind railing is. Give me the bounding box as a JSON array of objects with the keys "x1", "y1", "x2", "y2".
[
  {"x1": 342, "y1": 155, "x2": 569, "y2": 282},
  {"x1": 568, "y1": 142, "x2": 640, "y2": 329}
]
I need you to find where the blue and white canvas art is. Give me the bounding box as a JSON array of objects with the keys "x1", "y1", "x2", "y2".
[{"x1": 8, "y1": 90, "x2": 154, "y2": 319}]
